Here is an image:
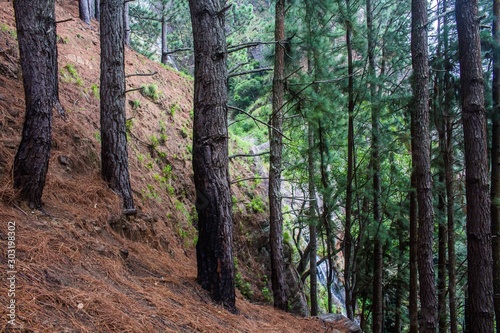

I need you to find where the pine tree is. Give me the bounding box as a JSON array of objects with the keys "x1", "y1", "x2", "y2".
[
  {"x1": 268, "y1": 0, "x2": 288, "y2": 311},
  {"x1": 100, "y1": 0, "x2": 136, "y2": 213},
  {"x1": 188, "y1": 0, "x2": 237, "y2": 313},
  {"x1": 13, "y1": 0, "x2": 59, "y2": 209},
  {"x1": 456, "y1": 0, "x2": 495, "y2": 330},
  {"x1": 411, "y1": 0, "x2": 437, "y2": 330}
]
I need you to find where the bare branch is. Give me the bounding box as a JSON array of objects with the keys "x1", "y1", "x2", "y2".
[
  {"x1": 163, "y1": 48, "x2": 192, "y2": 56},
  {"x1": 228, "y1": 105, "x2": 291, "y2": 141},
  {"x1": 126, "y1": 71, "x2": 158, "y2": 78},
  {"x1": 228, "y1": 67, "x2": 273, "y2": 78},
  {"x1": 55, "y1": 18, "x2": 73, "y2": 24},
  {"x1": 229, "y1": 151, "x2": 269, "y2": 159},
  {"x1": 124, "y1": 87, "x2": 143, "y2": 95},
  {"x1": 227, "y1": 40, "x2": 278, "y2": 54},
  {"x1": 230, "y1": 177, "x2": 268, "y2": 185}
]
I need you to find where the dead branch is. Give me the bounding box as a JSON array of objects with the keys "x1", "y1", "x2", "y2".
[
  {"x1": 228, "y1": 67, "x2": 273, "y2": 78},
  {"x1": 229, "y1": 151, "x2": 269, "y2": 159},
  {"x1": 125, "y1": 71, "x2": 157, "y2": 78}
]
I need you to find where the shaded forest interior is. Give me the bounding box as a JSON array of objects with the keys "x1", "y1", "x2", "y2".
[{"x1": 0, "y1": 0, "x2": 500, "y2": 332}]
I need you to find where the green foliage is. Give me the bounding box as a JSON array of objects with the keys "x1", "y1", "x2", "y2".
[
  {"x1": 132, "y1": 99, "x2": 141, "y2": 109},
  {"x1": 62, "y1": 64, "x2": 84, "y2": 86},
  {"x1": 0, "y1": 23, "x2": 16, "y2": 38},
  {"x1": 91, "y1": 83, "x2": 99, "y2": 99},
  {"x1": 247, "y1": 197, "x2": 265, "y2": 213},
  {"x1": 141, "y1": 83, "x2": 160, "y2": 101}
]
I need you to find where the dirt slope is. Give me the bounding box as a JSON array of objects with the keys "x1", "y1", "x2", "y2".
[{"x1": 0, "y1": 2, "x2": 347, "y2": 332}]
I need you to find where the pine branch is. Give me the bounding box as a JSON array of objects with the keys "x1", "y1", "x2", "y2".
[{"x1": 55, "y1": 18, "x2": 73, "y2": 24}]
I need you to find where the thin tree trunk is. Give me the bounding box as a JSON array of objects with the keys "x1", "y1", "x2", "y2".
[
  {"x1": 456, "y1": 0, "x2": 495, "y2": 331},
  {"x1": 318, "y1": 123, "x2": 335, "y2": 314},
  {"x1": 123, "y1": 0, "x2": 131, "y2": 47},
  {"x1": 344, "y1": 0, "x2": 356, "y2": 321},
  {"x1": 366, "y1": 0, "x2": 383, "y2": 329},
  {"x1": 268, "y1": 0, "x2": 288, "y2": 311},
  {"x1": 100, "y1": 0, "x2": 136, "y2": 212},
  {"x1": 94, "y1": 0, "x2": 100, "y2": 20},
  {"x1": 80, "y1": 0, "x2": 92, "y2": 24},
  {"x1": 13, "y1": 0, "x2": 58, "y2": 209},
  {"x1": 411, "y1": 0, "x2": 437, "y2": 331},
  {"x1": 492, "y1": 0, "x2": 500, "y2": 329},
  {"x1": 409, "y1": 169, "x2": 418, "y2": 333},
  {"x1": 440, "y1": 0, "x2": 458, "y2": 330},
  {"x1": 395, "y1": 217, "x2": 405, "y2": 333},
  {"x1": 308, "y1": 123, "x2": 318, "y2": 316},
  {"x1": 188, "y1": 0, "x2": 236, "y2": 313}
]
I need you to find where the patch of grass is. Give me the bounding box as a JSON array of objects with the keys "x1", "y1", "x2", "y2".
[
  {"x1": 141, "y1": 83, "x2": 160, "y2": 102},
  {"x1": 91, "y1": 83, "x2": 99, "y2": 99},
  {"x1": 0, "y1": 24, "x2": 16, "y2": 38},
  {"x1": 132, "y1": 99, "x2": 141, "y2": 109},
  {"x1": 94, "y1": 130, "x2": 101, "y2": 143},
  {"x1": 169, "y1": 103, "x2": 179, "y2": 116},
  {"x1": 62, "y1": 64, "x2": 84, "y2": 87}
]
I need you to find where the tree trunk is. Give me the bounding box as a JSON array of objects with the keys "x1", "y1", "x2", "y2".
[
  {"x1": 123, "y1": 0, "x2": 131, "y2": 47},
  {"x1": 456, "y1": 0, "x2": 495, "y2": 331},
  {"x1": 80, "y1": 0, "x2": 93, "y2": 24},
  {"x1": 308, "y1": 122, "x2": 318, "y2": 316},
  {"x1": 409, "y1": 169, "x2": 418, "y2": 333},
  {"x1": 492, "y1": 0, "x2": 500, "y2": 329},
  {"x1": 366, "y1": 0, "x2": 383, "y2": 329},
  {"x1": 13, "y1": 0, "x2": 58, "y2": 209},
  {"x1": 455, "y1": 0, "x2": 495, "y2": 331},
  {"x1": 411, "y1": 0, "x2": 437, "y2": 331},
  {"x1": 188, "y1": 0, "x2": 236, "y2": 313},
  {"x1": 94, "y1": 0, "x2": 100, "y2": 21},
  {"x1": 344, "y1": 0, "x2": 356, "y2": 321},
  {"x1": 268, "y1": 0, "x2": 288, "y2": 311},
  {"x1": 100, "y1": 0, "x2": 136, "y2": 212}
]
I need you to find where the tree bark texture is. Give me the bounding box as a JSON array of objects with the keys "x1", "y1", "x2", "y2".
[
  {"x1": 344, "y1": 1, "x2": 356, "y2": 321},
  {"x1": 80, "y1": 0, "x2": 93, "y2": 24},
  {"x1": 366, "y1": 0, "x2": 383, "y2": 329},
  {"x1": 411, "y1": 0, "x2": 437, "y2": 331},
  {"x1": 188, "y1": 0, "x2": 236, "y2": 313},
  {"x1": 100, "y1": 0, "x2": 135, "y2": 211},
  {"x1": 456, "y1": 0, "x2": 495, "y2": 331},
  {"x1": 123, "y1": 1, "x2": 130, "y2": 47},
  {"x1": 492, "y1": 0, "x2": 500, "y2": 330},
  {"x1": 268, "y1": 0, "x2": 288, "y2": 311},
  {"x1": 308, "y1": 123, "x2": 318, "y2": 316},
  {"x1": 13, "y1": 0, "x2": 58, "y2": 209}
]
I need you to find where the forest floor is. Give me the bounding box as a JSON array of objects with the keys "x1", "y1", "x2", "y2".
[{"x1": 0, "y1": 1, "x2": 350, "y2": 332}]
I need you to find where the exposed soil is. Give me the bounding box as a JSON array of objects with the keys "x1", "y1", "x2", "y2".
[{"x1": 0, "y1": 2, "x2": 348, "y2": 332}]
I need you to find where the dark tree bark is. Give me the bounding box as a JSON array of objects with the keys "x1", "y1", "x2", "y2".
[
  {"x1": 366, "y1": 0, "x2": 383, "y2": 329},
  {"x1": 440, "y1": 1, "x2": 458, "y2": 331},
  {"x1": 100, "y1": 0, "x2": 136, "y2": 212},
  {"x1": 123, "y1": 0, "x2": 130, "y2": 47},
  {"x1": 13, "y1": 0, "x2": 58, "y2": 209},
  {"x1": 456, "y1": 0, "x2": 495, "y2": 331},
  {"x1": 409, "y1": 170, "x2": 418, "y2": 333},
  {"x1": 80, "y1": 0, "x2": 93, "y2": 24},
  {"x1": 411, "y1": 0, "x2": 437, "y2": 331},
  {"x1": 94, "y1": 0, "x2": 100, "y2": 21},
  {"x1": 188, "y1": 0, "x2": 236, "y2": 313},
  {"x1": 344, "y1": 0, "x2": 356, "y2": 321},
  {"x1": 268, "y1": 0, "x2": 288, "y2": 311},
  {"x1": 492, "y1": 0, "x2": 500, "y2": 329},
  {"x1": 307, "y1": 123, "x2": 318, "y2": 316}
]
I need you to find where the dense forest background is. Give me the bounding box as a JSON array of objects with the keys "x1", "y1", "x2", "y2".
[{"x1": 1, "y1": 0, "x2": 500, "y2": 332}]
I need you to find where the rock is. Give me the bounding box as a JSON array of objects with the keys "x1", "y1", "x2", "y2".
[{"x1": 318, "y1": 313, "x2": 362, "y2": 333}]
